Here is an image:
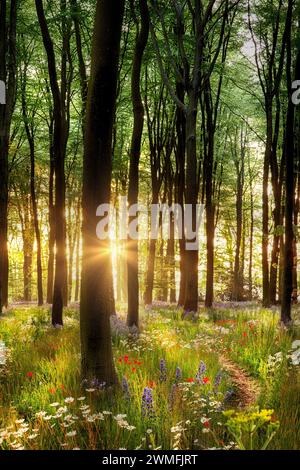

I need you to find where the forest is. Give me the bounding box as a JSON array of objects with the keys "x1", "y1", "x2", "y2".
[{"x1": 0, "y1": 0, "x2": 300, "y2": 453}]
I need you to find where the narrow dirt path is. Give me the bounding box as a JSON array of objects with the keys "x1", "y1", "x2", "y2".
[{"x1": 219, "y1": 354, "x2": 261, "y2": 408}]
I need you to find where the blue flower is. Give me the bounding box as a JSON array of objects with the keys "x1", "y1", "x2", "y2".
[
  {"x1": 175, "y1": 366, "x2": 182, "y2": 381},
  {"x1": 122, "y1": 377, "x2": 130, "y2": 401},
  {"x1": 159, "y1": 359, "x2": 167, "y2": 382},
  {"x1": 196, "y1": 360, "x2": 206, "y2": 382},
  {"x1": 141, "y1": 387, "x2": 155, "y2": 418}
]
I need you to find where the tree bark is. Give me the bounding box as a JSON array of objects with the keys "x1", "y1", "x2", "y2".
[
  {"x1": 80, "y1": 0, "x2": 124, "y2": 384},
  {"x1": 36, "y1": 0, "x2": 67, "y2": 324},
  {"x1": 0, "y1": 0, "x2": 17, "y2": 312},
  {"x1": 281, "y1": 0, "x2": 297, "y2": 324},
  {"x1": 127, "y1": 0, "x2": 149, "y2": 327}
]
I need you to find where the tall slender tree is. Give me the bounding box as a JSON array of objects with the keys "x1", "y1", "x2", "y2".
[
  {"x1": 35, "y1": 0, "x2": 67, "y2": 324},
  {"x1": 281, "y1": 0, "x2": 297, "y2": 324},
  {"x1": 127, "y1": 0, "x2": 149, "y2": 327}
]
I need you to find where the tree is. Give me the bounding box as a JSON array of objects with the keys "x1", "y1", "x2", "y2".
[
  {"x1": 281, "y1": 0, "x2": 297, "y2": 324},
  {"x1": 0, "y1": 0, "x2": 17, "y2": 312},
  {"x1": 127, "y1": 0, "x2": 149, "y2": 328},
  {"x1": 80, "y1": 0, "x2": 125, "y2": 384},
  {"x1": 20, "y1": 50, "x2": 43, "y2": 305},
  {"x1": 35, "y1": 0, "x2": 68, "y2": 324}
]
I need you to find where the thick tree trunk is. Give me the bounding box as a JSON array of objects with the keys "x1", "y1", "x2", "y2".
[
  {"x1": 80, "y1": 0, "x2": 124, "y2": 384},
  {"x1": 0, "y1": 0, "x2": 17, "y2": 312},
  {"x1": 127, "y1": 0, "x2": 149, "y2": 328}
]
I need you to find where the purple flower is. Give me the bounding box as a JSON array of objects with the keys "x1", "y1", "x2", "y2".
[
  {"x1": 159, "y1": 359, "x2": 167, "y2": 382},
  {"x1": 141, "y1": 387, "x2": 155, "y2": 418},
  {"x1": 196, "y1": 360, "x2": 206, "y2": 382},
  {"x1": 214, "y1": 371, "x2": 222, "y2": 391},
  {"x1": 175, "y1": 366, "x2": 182, "y2": 382},
  {"x1": 89, "y1": 378, "x2": 106, "y2": 390},
  {"x1": 169, "y1": 383, "x2": 177, "y2": 410},
  {"x1": 122, "y1": 377, "x2": 130, "y2": 401}
]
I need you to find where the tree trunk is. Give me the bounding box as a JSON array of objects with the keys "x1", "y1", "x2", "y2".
[
  {"x1": 36, "y1": 0, "x2": 67, "y2": 325},
  {"x1": 21, "y1": 66, "x2": 44, "y2": 305},
  {"x1": 175, "y1": 78, "x2": 186, "y2": 307},
  {"x1": 127, "y1": 0, "x2": 149, "y2": 328},
  {"x1": 80, "y1": 0, "x2": 124, "y2": 384},
  {"x1": 47, "y1": 119, "x2": 55, "y2": 304},
  {"x1": 281, "y1": 0, "x2": 296, "y2": 324},
  {"x1": 184, "y1": 96, "x2": 199, "y2": 313},
  {"x1": 144, "y1": 193, "x2": 159, "y2": 306},
  {"x1": 0, "y1": 0, "x2": 17, "y2": 312}
]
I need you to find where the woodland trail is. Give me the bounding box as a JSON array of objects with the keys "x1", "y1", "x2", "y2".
[{"x1": 219, "y1": 354, "x2": 261, "y2": 408}]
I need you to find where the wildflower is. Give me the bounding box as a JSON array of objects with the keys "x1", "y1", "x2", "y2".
[
  {"x1": 141, "y1": 387, "x2": 155, "y2": 418},
  {"x1": 50, "y1": 402, "x2": 60, "y2": 408},
  {"x1": 49, "y1": 388, "x2": 56, "y2": 394},
  {"x1": 159, "y1": 359, "x2": 167, "y2": 382},
  {"x1": 85, "y1": 388, "x2": 96, "y2": 393},
  {"x1": 122, "y1": 377, "x2": 130, "y2": 401},
  {"x1": 187, "y1": 378, "x2": 195, "y2": 383},
  {"x1": 214, "y1": 371, "x2": 222, "y2": 390},
  {"x1": 132, "y1": 367, "x2": 137, "y2": 373},
  {"x1": 147, "y1": 375, "x2": 156, "y2": 386},
  {"x1": 169, "y1": 383, "x2": 178, "y2": 410},
  {"x1": 175, "y1": 366, "x2": 182, "y2": 381},
  {"x1": 202, "y1": 376, "x2": 210, "y2": 385},
  {"x1": 66, "y1": 430, "x2": 77, "y2": 437},
  {"x1": 77, "y1": 397, "x2": 86, "y2": 401},
  {"x1": 196, "y1": 360, "x2": 206, "y2": 382},
  {"x1": 26, "y1": 372, "x2": 33, "y2": 379},
  {"x1": 64, "y1": 397, "x2": 75, "y2": 404}
]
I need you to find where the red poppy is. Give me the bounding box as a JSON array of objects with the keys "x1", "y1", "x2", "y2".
[
  {"x1": 60, "y1": 385, "x2": 65, "y2": 391},
  {"x1": 148, "y1": 381, "x2": 156, "y2": 388},
  {"x1": 203, "y1": 377, "x2": 210, "y2": 384},
  {"x1": 124, "y1": 355, "x2": 129, "y2": 363},
  {"x1": 203, "y1": 420, "x2": 210, "y2": 427},
  {"x1": 243, "y1": 332, "x2": 247, "y2": 337},
  {"x1": 49, "y1": 388, "x2": 56, "y2": 394},
  {"x1": 26, "y1": 372, "x2": 33, "y2": 378},
  {"x1": 132, "y1": 367, "x2": 137, "y2": 373},
  {"x1": 187, "y1": 378, "x2": 195, "y2": 383},
  {"x1": 134, "y1": 360, "x2": 142, "y2": 366},
  {"x1": 118, "y1": 357, "x2": 122, "y2": 364}
]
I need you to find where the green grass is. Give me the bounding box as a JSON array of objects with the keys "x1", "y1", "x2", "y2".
[{"x1": 0, "y1": 303, "x2": 299, "y2": 450}]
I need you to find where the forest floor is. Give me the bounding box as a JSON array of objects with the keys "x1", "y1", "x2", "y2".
[{"x1": 0, "y1": 302, "x2": 300, "y2": 450}]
